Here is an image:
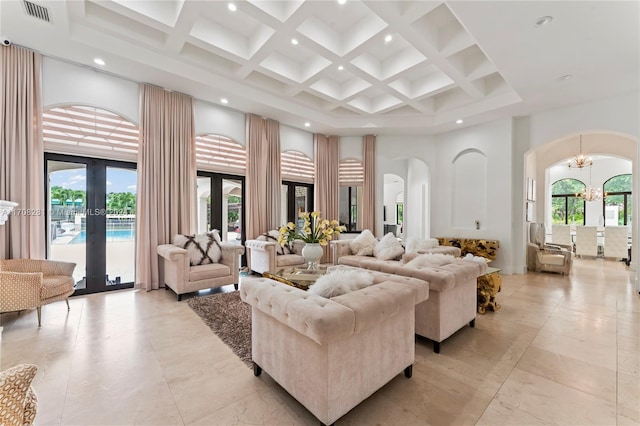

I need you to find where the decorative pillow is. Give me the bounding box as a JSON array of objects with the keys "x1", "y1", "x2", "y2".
[
  {"x1": 405, "y1": 253, "x2": 456, "y2": 268},
  {"x1": 349, "y1": 229, "x2": 377, "y2": 256},
  {"x1": 0, "y1": 364, "x2": 38, "y2": 426},
  {"x1": 308, "y1": 269, "x2": 374, "y2": 298},
  {"x1": 173, "y1": 230, "x2": 222, "y2": 266},
  {"x1": 463, "y1": 253, "x2": 490, "y2": 263},
  {"x1": 256, "y1": 230, "x2": 292, "y2": 255},
  {"x1": 374, "y1": 232, "x2": 405, "y2": 260},
  {"x1": 404, "y1": 237, "x2": 439, "y2": 253}
]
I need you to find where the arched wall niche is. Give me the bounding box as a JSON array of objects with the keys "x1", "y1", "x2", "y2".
[{"x1": 452, "y1": 148, "x2": 487, "y2": 229}]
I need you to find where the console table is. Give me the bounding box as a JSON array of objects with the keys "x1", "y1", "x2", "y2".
[{"x1": 477, "y1": 267, "x2": 501, "y2": 314}]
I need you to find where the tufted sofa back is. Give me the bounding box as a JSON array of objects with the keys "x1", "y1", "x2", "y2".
[{"x1": 240, "y1": 277, "x2": 428, "y2": 345}]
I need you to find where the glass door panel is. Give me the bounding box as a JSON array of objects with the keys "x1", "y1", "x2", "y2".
[
  {"x1": 48, "y1": 161, "x2": 87, "y2": 289},
  {"x1": 46, "y1": 154, "x2": 135, "y2": 294},
  {"x1": 223, "y1": 178, "x2": 242, "y2": 244},
  {"x1": 197, "y1": 176, "x2": 211, "y2": 233},
  {"x1": 105, "y1": 167, "x2": 137, "y2": 285}
]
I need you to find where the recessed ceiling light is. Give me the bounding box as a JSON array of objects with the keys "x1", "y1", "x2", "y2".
[
  {"x1": 456, "y1": 119, "x2": 463, "y2": 124},
  {"x1": 228, "y1": 3, "x2": 236, "y2": 11},
  {"x1": 304, "y1": 122, "x2": 310, "y2": 127},
  {"x1": 337, "y1": 0, "x2": 347, "y2": 4},
  {"x1": 291, "y1": 38, "x2": 299, "y2": 45},
  {"x1": 93, "y1": 58, "x2": 105, "y2": 66},
  {"x1": 557, "y1": 74, "x2": 572, "y2": 81},
  {"x1": 535, "y1": 16, "x2": 553, "y2": 27},
  {"x1": 338, "y1": 65, "x2": 344, "y2": 71},
  {"x1": 384, "y1": 34, "x2": 393, "y2": 43},
  {"x1": 220, "y1": 98, "x2": 229, "y2": 104}
]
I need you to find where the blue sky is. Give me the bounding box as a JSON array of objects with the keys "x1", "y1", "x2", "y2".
[{"x1": 50, "y1": 168, "x2": 137, "y2": 194}]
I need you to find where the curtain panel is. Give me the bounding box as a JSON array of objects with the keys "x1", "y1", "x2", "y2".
[
  {"x1": 245, "y1": 114, "x2": 281, "y2": 239},
  {"x1": 0, "y1": 45, "x2": 45, "y2": 260},
  {"x1": 314, "y1": 134, "x2": 340, "y2": 263},
  {"x1": 135, "y1": 84, "x2": 195, "y2": 290},
  {"x1": 362, "y1": 134, "x2": 376, "y2": 232}
]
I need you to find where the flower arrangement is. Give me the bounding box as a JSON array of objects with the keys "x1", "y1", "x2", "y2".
[{"x1": 278, "y1": 211, "x2": 346, "y2": 247}]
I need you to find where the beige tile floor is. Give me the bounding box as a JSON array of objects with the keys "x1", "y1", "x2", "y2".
[{"x1": 1, "y1": 258, "x2": 638, "y2": 425}]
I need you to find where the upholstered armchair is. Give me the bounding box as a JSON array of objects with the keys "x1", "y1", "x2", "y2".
[
  {"x1": 157, "y1": 243, "x2": 245, "y2": 300},
  {"x1": 527, "y1": 243, "x2": 572, "y2": 275},
  {"x1": 245, "y1": 239, "x2": 305, "y2": 274},
  {"x1": 0, "y1": 259, "x2": 76, "y2": 326},
  {"x1": 0, "y1": 364, "x2": 38, "y2": 426}
]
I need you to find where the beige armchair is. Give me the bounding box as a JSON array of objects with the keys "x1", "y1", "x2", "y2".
[
  {"x1": 245, "y1": 239, "x2": 305, "y2": 274},
  {"x1": 527, "y1": 243, "x2": 572, "y2": 275},
  {"x1": 157, "y1": 243, "x2": 245, "y2": 301},
  {"x1": 0, "y1": 259, "x2": 76, "y2": 326}
]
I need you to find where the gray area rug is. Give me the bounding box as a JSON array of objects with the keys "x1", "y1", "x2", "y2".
[{"x1": 187, "y1": 291, "x2": 252, "y2": 368}]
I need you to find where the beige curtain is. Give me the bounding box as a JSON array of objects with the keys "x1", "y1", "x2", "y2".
[
  {"x1": 0, "y1": 45, "x2": 44, "y2": 260},
  {"x1": 314, "y1": 134, "x2": 340, "y2": 263},
  {"x1": 135, "y1": 84, "x2": 195, "y2": 290},
  {"x1": 362, "y1": 134, "x2": 376, "y2": 232},
  {"x1": 245, "y1": 114, "x2": 281, "y2": 238}
]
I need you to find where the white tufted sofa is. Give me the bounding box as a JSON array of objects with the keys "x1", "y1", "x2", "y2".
[
  {"x1": 330, "y1": 244, "x2": 486, "y2": 353},
  {"x1": 240, "y1": 276, "x2": 429, "y2": 426}
]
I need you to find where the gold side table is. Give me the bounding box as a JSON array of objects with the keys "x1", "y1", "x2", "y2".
[{"x1": 477, "y1": 267, "x2": 501, "y2": 314}]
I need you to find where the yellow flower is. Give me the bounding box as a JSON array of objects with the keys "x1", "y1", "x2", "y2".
[
  {"x1": 319, "y1": 239, "x2": 328, "y2": 246},
  {"x1": 330, "y1": 220, "x2": 339, "y2": 226},
  {"x1": 287, "y1": 222, "x2": 295, "y2": 230},
  {"x1": 300, "y1": 212, "x2": 310, "y2": 219},
  {"x1": 311, "y1": 211, "x2": 321, "y2": 218},
  {"x1": 324, "y1": 228, "x2": 334, "y2": 235},
  {"x1": 304, "y1": 227, "x2": 311, "y2": 234},
  {"x1": 321, "y1": 219, "x2": 329, "y2": 227}
]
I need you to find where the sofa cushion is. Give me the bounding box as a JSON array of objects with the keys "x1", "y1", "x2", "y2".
[
  {"x1": 336, "y1": 255, "x2": 373, "y2": 268},
  {"x1": 188, "y1": 263, "x2": 230, "y2": 281},
  {"x1": 349, "y1": 229, "x2": 377, "y2": 256},
  {"x1": 41, "y1": 275, "x2": 74, "y2": 299},
  {"x1": 538, "y1": 253, "x2": 566, "y2": 266},
  {"x1": 374, "y1": 233, "x2": 405, "y2": 261},
  {"x1": 308, "y1": 269, "x2": 374, "y2": 298},
  {"x1": 404, "y1": 253, "x2": 456, "y2": 268},
  {"x1": 276, "y1": 254, "x2": 306, "y2": 267},
  {"x1": 0, "y1": 364, "x2": 38, "y2": 426},
  {"x1": 173, "y1": 231, "x2": 222, "y2": 265}
]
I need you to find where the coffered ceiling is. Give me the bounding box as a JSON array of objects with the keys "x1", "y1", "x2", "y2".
[{"x1": 1, "y1": 0, "x2": 638, "y2": 135}]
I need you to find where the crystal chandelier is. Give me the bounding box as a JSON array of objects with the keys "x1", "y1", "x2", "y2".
[
  {"x1": 576, "y1": 186, "x2": 603, "y2": 202},
  {"x1": 567, "y1": 135, "x2": 592, "y2": 168},
  {"x1": 575, "y1": 166, "x2": 603, "y2": 202}
]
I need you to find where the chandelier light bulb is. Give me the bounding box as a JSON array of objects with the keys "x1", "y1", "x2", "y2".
[{"x1": 568, "y1": 135, "x2": 592, "y2": 169}]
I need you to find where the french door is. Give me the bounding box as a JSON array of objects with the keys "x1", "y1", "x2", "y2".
[
  {"x1": 196, "y1": 171, "x2": 245, "y2": 252},
  {"x1": 282, "y1": 181, "x2": 314, "y2": 225},
  {"x1": 45, "y1": 153, "x2": 136, "y2": 295}
]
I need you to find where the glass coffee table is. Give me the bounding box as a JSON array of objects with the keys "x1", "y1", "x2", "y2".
[{"x1": 263, "y1": 265, "x2": 329, "y2": 290}]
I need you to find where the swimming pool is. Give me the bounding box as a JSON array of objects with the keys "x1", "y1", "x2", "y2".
[{"x1": 71, "y1": 229, "x2": 135, "y2": 244}]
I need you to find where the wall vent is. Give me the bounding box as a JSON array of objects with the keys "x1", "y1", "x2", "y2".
[{"x1": 23, "y1": 0, "x2": 50, "y2": 22}]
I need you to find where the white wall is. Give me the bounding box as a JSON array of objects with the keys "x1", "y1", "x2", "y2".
[
  {"x1": 431, "y1": 118, "x2": 514, "y2": 272},
  {"x1": 194, "y1": 100, "x2": 246, "y2": 145},
  {"x1": 340, "y1": 136, "x2": 362, "y2": 161},
  {"x1": 43, "y1": 57, "x2": 139, "y2": 123},
  {"x1": 280, "y1": 125, "x2": 314, "y2": 160}
]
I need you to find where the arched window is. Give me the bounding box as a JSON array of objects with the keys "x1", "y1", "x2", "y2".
[
  {"x1": 281, "y1": 150, "x2": 314, "y2": 183},
  {"x1": 551, "y1": 178, "x2": 586, "y2": 225},
  {"x1": 195, "y1": 134, "x2": 246, "y2": 173},
  {"x1": 603, "y1": 174, "x2": 632, "y2": 226},
  {"x1": 43, "y1": 105, "x2": 138, "y2": 161}
]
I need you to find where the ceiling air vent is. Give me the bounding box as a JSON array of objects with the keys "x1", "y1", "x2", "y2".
[{"x1": 23, "y1": 0, "x2": 50, "y2": 22}]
